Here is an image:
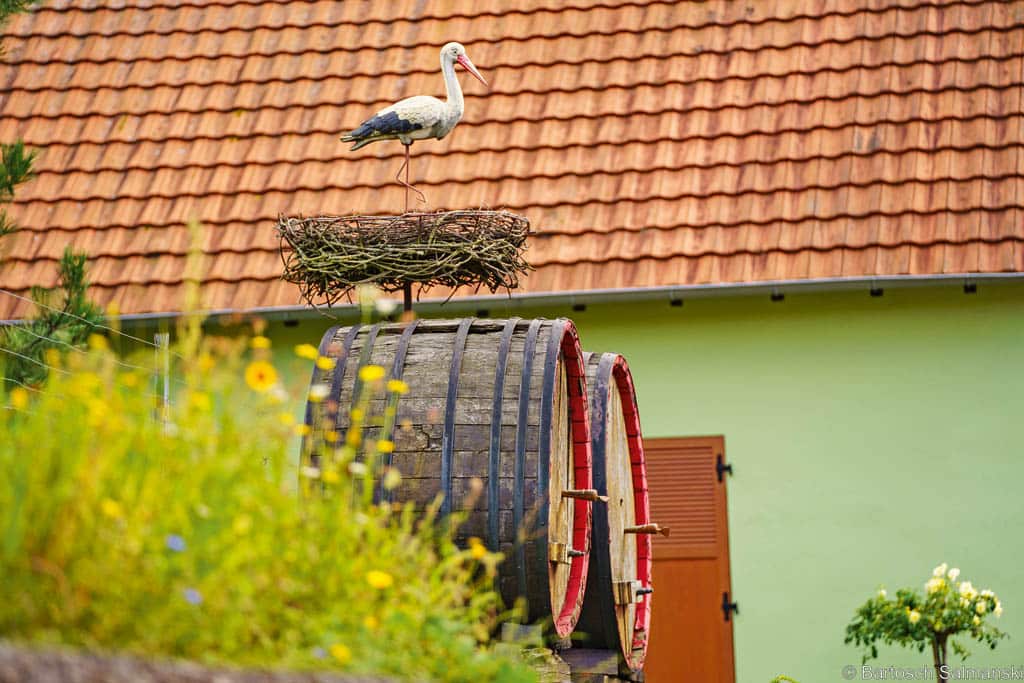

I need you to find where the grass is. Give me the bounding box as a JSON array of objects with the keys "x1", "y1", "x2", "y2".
[{"x1": 0, "y1": 316, "x2": 535, "y2": 682}]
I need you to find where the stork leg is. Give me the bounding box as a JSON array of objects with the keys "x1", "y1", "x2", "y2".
[{"x1": 395, "y1": 143, "x2": 426, "y2": 211}]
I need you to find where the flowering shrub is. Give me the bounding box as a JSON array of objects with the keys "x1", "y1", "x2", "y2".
[
  {"x1": 0, "y1": 321, "x2": 532, "y2": 682},
  {"x1": 845, "y1": 564, "x2": 1006, "y2": 680}
]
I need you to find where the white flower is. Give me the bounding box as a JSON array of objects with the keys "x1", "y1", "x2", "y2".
[
  {"x1": 933, "y1": 563, "x2": 949, "y2": 578},
  {"x1": 973, "y1": 616, "x2": 981, "y2": 626},
  {"x1": 961, "y1": 597, "x2": 971, "y2": 608},
  {"x1": 926, "y1": 577, "x2": 945, "y2": 594},
  {"x1": 348, "y1": 461, "x2": 368, "y2": 476},
  {"x1": 994, "y1": 602, "x2": 1003, "y2": 618},
  {"x1": 947, "y1": 568, "x2": 960, "y2": 581},
  {"x1": 908, "y1": 610, "x2": 921, "y2": 624},
  {"x1": 308, "y1": 383, "x2": 330, "y2": 402},
  {"x1": 959, "y1": 581, "x2": 978, "y2": 599},
  {"x1": 300, "y1": 466, "x2": 321, "y2": 479},
  {"x1": 976, "y1": 601, "x2": 987, "y2": 614},
  {"x1": 375, "y1": 298, "x2": 399, "y2": 316},
  {"x1": 877, "y1": 588, "x2": 887, "y2": 599},
  {"x1": 980, "y1": 589, "x2": 994, "y2": 598}
]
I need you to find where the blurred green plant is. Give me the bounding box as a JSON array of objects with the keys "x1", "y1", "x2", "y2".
[
  {"x1": 1, "y1": 248, "x2": 103, "y2": 386},
  {"x1": 0, "y1": 315, "x2": 533, "y2": 682},
  {"x1": 845, "y1": 564, "x2": 1006, "y2": 681}
]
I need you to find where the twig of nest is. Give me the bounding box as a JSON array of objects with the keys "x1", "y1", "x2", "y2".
[{"x1": 276, "y1": 210, "x2": 532, "y2": 309}]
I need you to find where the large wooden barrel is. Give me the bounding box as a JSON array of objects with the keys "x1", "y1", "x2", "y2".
[
  {"x1": 303, "y1": 318, "x2": 594, "y2": 638},
  {"x1": 577, "y1": 352, "x2": 652, "y2": 675}
]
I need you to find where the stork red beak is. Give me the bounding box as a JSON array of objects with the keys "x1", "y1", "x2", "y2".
[{"x1": 456, "y1": 54, "x2": 488, "y2": 88}]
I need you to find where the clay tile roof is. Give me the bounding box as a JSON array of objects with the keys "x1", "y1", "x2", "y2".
[{"x1": 2, "y1": 0, "x2": 1023, "y2": 318}]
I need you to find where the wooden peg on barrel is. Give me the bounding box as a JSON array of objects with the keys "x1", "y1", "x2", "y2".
[
  {"x1": 561, "y1": 488, "x2": 609, "y2": 503},
  {"x1": 548, "y1": 541, "x2": 588, "y2": 565},
  {"x1": 624, "y1": 523, "x2": 670, "y2": 537}
]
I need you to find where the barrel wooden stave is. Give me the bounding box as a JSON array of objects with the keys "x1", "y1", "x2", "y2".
[
  {"x1": 577, "y1": 352, "x2": 652, "y2": 675},
  {"x1": 305, "y1": 318, "x2": 592, "y2": 638}
]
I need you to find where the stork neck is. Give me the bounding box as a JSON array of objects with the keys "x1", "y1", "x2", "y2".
[{"x1": 441, "y1": 56, "x2": 464, "y2": 118}]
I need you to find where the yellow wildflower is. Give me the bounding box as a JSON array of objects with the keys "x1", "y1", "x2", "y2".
[
  {"x1": 233, "y1": 514, "x2": 253, "y2": 535},
  {"x1": 87, "y1": 333, "x2": 109, "y2": 351},
  {"x1": 350, "y1": 408, "x2": 364, "y2": 422},
  {"x1": 376, "y1": 439, "x2": 395, "y2": 454},
  {"x1": 325, "y1": 430, "x2": 340, "y2": 443},
  {"x1": 189, "y1": 392, "x2": 212, "y2": 411},
  {"x1": 198, "y1": 353, "x2": 215, "y2": 372},
  {"x1": 346, "y1": 429, "x2": 361, "y2": 447},
  {"x1": 315, "y1": 356, "x2": 336, "y2": 370},
  {"x1": 8, "y1": 387, "x2": 29, "y2": 410},
  {"x1": 43, "y1": 348, "x2": 61, "y2": 368},
  {"x1": 100, "y1": 498, "x2": 124, "y2": 519},
  {"x1": 363, "y1": 615, "x2": 379, "y2": 630},
  {"x1": 366, "y1": 570, "x2": 394, "y2": 589},
  {"x1": 358, "y1": 365, "x2": 385, "y2": 382},
  {"x1": 321, "y1": 468, "x2": 340, "y2": 484},
  {"x1": 294, "y1": 343, "x2": 319, "y2": 360},
  {"x1": 386, "y1": 379, "x2": 409, "y2": 395},
  {"x1": 329, "y1": 643, "x2": 352, "y2": 665},
  {"x1": 244, "y1": 361, "x2": 278, "y2": 392},
  {"x1": 468, "y1": 537, "x2": 487, "y2": 560},
  {"x1": 119, "y1": 372, "x2": 140, "y2": 388},
  {"x1": 250, "y1": 335, "x2": 271, "y2": 350},
  {"x1": 278, "y1": 412, "x2": 296, "y2": 426},
  {"x1": 294, "y1": 424, "x2": 312, "y2": 437},
  {"x1": 973, "y1": 615, "x2": 981, "y2": 626}
]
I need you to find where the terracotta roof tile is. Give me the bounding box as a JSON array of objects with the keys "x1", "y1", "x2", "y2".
[{"x1": 2, "y1": 0, "x2": 1024, "y2": 318}]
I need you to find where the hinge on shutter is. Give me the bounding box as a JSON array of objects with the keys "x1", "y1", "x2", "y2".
[
  {"x1": 716, "y1": 453, "x2": 733, "y2": 482},
  {"x1": 722, "y1": 591, "x2": 739, "y2": 621}
]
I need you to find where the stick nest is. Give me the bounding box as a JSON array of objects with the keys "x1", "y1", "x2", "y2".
[{"x1": 276, "y1": 210, "x2": 532, "y2": 308}]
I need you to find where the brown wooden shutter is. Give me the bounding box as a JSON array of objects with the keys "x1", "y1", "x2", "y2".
[{"x1": 643, "y1": 436, "x2": 735, "y2": 682}]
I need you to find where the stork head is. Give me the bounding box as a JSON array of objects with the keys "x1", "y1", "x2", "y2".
[{"x1": 442, "y1": 41, "x2": 488, "y2": 88}]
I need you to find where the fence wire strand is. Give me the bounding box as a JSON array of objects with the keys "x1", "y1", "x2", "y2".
[{"x1": 0, "y1": 287, "x2": 185, "y2": 360}]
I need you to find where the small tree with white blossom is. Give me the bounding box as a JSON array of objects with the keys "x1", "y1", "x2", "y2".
[{"x1": 845, "y1": 564, "x2": 1006, "y2": 682}]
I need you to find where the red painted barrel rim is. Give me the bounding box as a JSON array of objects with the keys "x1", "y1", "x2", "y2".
[
  {"x1": 552, "y1": 320, "x2": 593, "y2": 638},
  {"x1": 610, "y1": 355, "x2": 652, "y2": 670}
]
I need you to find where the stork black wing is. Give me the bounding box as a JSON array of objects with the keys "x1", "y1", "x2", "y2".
[{"x1": 346, "y1": 111, "x2": 425, "y2": 140}]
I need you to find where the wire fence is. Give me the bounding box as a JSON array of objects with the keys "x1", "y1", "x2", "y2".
[
  {"x1": 0, "y1": 287, "x2": 181, "y2": 407},
  {"x1": 0, "y1": 287, "x2": 186, "y2": 360}
]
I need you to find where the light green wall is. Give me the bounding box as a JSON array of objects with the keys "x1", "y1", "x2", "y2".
[{"x1": 265, "y1": 282, "x2": 1024, "y2": 682}]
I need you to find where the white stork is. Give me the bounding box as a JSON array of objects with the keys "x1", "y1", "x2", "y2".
[{"x1": 341, "y1": 41, "x2": 488, "y2": 208}]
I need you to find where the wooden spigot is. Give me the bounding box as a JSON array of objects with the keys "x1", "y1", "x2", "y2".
[
  {"x1": 624, "y1": 523, "x2": 670, "y2": 537},
  {"x1": 561, "y1": 488, "x2": 609, "y2": 503}
]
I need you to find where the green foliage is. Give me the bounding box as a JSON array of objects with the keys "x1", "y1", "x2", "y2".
[
  {"x1": 1, "y1": 0, "x2": 37, "y2": 232},
  {"x1": 1, "y1": 248, "x2": 103, "y2": 386},
  {"x1": 845, "y1": 563, "x2": 1006, "y2": 673},
  {"x1": 0, "y1": 323, "x2": 534, "y2": 682},
  {"x1": 0, "y1": 0, "x2": 33, "y2": 20},
  {"x1": 0, "y1": 140, "x2": 36, "y2": 237}
]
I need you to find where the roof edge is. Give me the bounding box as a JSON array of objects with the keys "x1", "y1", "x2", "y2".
[{"x1": 73, "y1": 272, "x2": 1024, "y2": 324}]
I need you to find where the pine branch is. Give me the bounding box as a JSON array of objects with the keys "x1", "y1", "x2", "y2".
[{"x1": 1, "y1": 249, "x2": 102, "y2": 386}]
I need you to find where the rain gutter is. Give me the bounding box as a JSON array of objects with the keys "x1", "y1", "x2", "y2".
[{"x1": 84, "y1": 271, "x2": 1024, "y2": 324}]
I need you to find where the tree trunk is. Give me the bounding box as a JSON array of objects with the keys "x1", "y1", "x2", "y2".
[{"x1": 933, "y1": 634, "x2": 949, "y2": 682}]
